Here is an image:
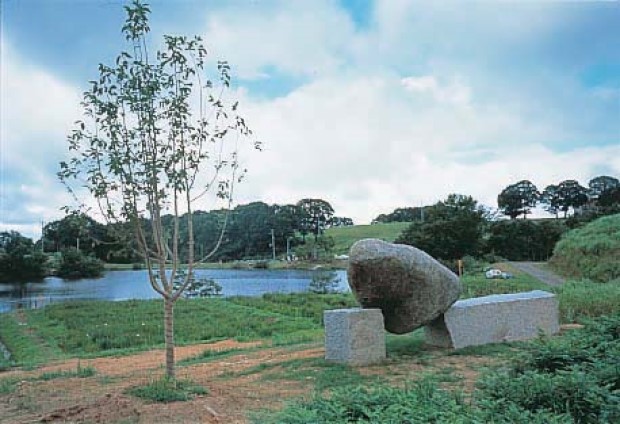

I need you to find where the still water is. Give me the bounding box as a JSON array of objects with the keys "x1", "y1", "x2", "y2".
[{"x1": 0, "y1": 269, "x2": 349, "y2": 313}]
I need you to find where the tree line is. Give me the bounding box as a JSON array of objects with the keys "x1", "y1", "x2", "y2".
[
  {"x1": 380, "y1": 176, "x2": 619, "y2": 264},
  {"x1": 497, "y1": 175, "x2": 619, "y2": 219},
  {"x1": 35, "y1": 198, "x2": 352, "y2": 264}
]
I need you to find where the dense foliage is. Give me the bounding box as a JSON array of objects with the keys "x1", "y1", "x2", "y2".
[
  {"x1": 56, "y1": 248, "x2": 104, "y2": 279},
  {"x1": 0, "y1": 231, "x2": 47, "y2": 282},
  {"x1": 550, "y1": 214, "x2": 620, "y2": 282},
  {"x1": 373, "y1": 206, "x2": 428, "y2": 223},
  {"x1": 257, "y1": 314, "x2": 620, "y2": 423},
  {"x1": 395, "y1": 194, "x2": 487, "y2": 260},
  {"x1": 41, "y1": 199, "x2": 352, "y2": 263},
  {"x1": 486, "y1": 219, "x2": 566, "y2": 261},
  {"x1": 497, "y1": 180, "x2": 539, "y2": 219},
  {"x1": 477, "y1": 314, "x2": 620, "y2": 423}
]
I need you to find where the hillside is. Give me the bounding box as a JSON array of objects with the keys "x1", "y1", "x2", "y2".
[
  {"x1": 326, "y1": 222, "x2": 410, "y2": 255},
  {"x1": 550, "y1": 213, "x2": 620, "y2": 282}
]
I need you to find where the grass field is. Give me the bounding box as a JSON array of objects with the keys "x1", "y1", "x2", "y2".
[
  {"x1": 1, "y1": 261, "x2": 619, "y2": 422},
  {"x1": 325, "y1": 222, "x2": 410, "y2": 255}
]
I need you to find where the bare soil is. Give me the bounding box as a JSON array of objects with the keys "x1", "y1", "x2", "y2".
[{"x1": 0, "y1": 339, "x2": 503, "y2": 424}]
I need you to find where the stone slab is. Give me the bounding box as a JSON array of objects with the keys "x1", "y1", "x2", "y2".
[
  {"x1": 425, "y1": 290, "x2": 560, "y2": 349},
  {"x1": 324, "y1": 308, "x2": 386, "y2": 365}
]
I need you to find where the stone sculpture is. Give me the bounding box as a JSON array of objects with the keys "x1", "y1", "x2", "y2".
[{"x1": 348, "y1": 239, "x2": 461, "y2": 334}]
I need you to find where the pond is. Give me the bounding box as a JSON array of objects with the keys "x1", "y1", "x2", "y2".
[{"x1": 0, "y1": 268, "x2": 350, "y2": 313}]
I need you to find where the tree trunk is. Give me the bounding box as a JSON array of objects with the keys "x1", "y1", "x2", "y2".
[{"x1": 164, "y1": 296, "x2": 175, "y2": 379}]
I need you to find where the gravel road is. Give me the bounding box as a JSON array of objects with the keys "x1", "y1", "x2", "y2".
[{"x1": 508, "y1": 262, "x2": 566, "y2": 286}]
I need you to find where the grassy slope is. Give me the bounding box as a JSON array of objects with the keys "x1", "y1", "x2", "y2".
[
  {"x1": 550, "y1": 213, "x2": 620, "y2": 282},
  {"x1": 326, "y1": 222, "x2": 410, "y2": 255}
]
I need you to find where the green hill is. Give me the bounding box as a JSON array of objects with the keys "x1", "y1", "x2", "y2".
[
  {"x1": 325, "y1": 222, "x2": 410, "y2": 255},
  {"x1": 550, "y1": 213, "x2": 620, "y2": 283}
]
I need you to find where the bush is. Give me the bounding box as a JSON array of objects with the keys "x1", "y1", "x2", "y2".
[
  {"x1": 126, "y1": 378, "x2": 207, "y2": 403},
  {"x1": 486, "y1": 219, "x2": 567, "y2": 261},
  {"x1": 308, "y1": 270, "x2": 341, "y2": 294},
  {"x1": 57, "y1": 248, "x2": 104, "y2": 279},
  {"x1": 0, "y1": 231, "x2": 48, "y2": 282},
  {"x1": 395, "y1": 194, "x2": 486, "y2": 260},
  {"x1": 477, "y1": 314, "x2": 620, "y2": 423},
  {"x1": 550, "y1": 214, "x2": 620, "y2": 282},
  {"x1": 254, "y1": 379, "x2": 570, "y2": 423}
]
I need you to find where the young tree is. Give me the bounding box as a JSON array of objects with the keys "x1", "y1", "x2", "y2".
[{"x1": 59, "y1": 1, "x2": 259, "y2": 379}]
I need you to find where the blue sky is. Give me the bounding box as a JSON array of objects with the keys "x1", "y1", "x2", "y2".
[{"x1": 1, "y1": 0, "x2": 619, "y2": 238}]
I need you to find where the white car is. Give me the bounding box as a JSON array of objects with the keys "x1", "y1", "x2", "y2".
[{"x1": 485, "y1": 269, "x2": 512, "y2": 279}]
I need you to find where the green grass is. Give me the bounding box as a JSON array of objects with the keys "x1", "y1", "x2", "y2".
[
  {"x1": 325, "y1": 222, "x2": 410, "y2": 255},
  {"x1": 126, "y1": 378, "x2": 207, "y2": 403},
  {"x1": 460, "y1": 270, "x2": 548, "y2": 299},
  {"x1": 227, "y1": 356, "x2": 377, "y2": 392},
  {"x1": 38, "y1": 364, "x2": 96, "y2": 380},
  {"x1": 0, "y1": 377, "x2": 19, "y2": 394},
  {"x1": 0, "y1": 313, "x2": 63, "y2": 367},
  {"x1": 553, "y1": 279, "x2": 620, "y2": 323},
  {"x1": 0, "y1": 298, "x2": 319, "y2": 364},
  {"x1": 227, "y1": 292, "x2": 358, "y2": 325},
  {"x1": 550, "y1": 213, "x2": 620, "y2": 282}
]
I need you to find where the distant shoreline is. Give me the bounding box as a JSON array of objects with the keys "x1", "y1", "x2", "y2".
[{"x1": 104, "y1": 259, "x2": 348, "y2": 272}]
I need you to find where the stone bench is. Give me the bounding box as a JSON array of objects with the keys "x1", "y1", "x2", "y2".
[
  {"x1": 324, "y1": 308, "x2": 386, "y2": 365},
  {"x1": 425, "y1": 290, "x2": 559, "y2": 349}
]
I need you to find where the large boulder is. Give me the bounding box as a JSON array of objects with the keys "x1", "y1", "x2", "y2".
[{"x1": 348, "y1": 239, "x2": 461, "y2": 334}]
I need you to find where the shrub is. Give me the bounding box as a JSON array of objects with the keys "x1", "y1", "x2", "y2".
[
  {"x1": 486, "y1": 219, "x2": 567, "y2": 261},
  {"x1": 57, "y1": 248, "x2": 104, "y2": 279},
  {"x1": 126, "y1": 378, "x2": 207, "y2": 402},
  {"x1": 477, "y1": 314, "x2": 620, "y2": 423},
  {"x1": 308, "y1": 270, "x2": 341, "y2": 294},
  {"x1": 254, "y1": 379, "x2": 569, "y2": 423}
]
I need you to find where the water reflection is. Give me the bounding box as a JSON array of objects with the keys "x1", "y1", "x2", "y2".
[{"x1": 0, "y1": 269, "x2": 349, "y2": 313}]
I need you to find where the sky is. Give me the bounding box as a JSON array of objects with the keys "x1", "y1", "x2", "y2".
[{"x1": 1, "y1": 0, "x2": 619, "y2": 239}]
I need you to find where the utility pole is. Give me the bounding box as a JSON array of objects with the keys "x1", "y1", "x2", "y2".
[
  {"x1": 286, "y1": 237, "x2": 291, "y2": 261},
  {"x1": 41, "y1": 220, "x2": 45, "y2": 253},
  {"x1": 271, "y1": 229, "x2": 276, "y2": 261}
]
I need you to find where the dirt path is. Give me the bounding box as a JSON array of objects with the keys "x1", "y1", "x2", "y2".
[
  {"x1": 0, "y1": 337, "x2": 504, "y2": 424},
  {"x1": 508, "y1": 262, "x2": 566, "y2": 286}
]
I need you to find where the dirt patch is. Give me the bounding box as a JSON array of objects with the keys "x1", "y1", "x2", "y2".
[
  {"x1": 40, "y1": 393, "x2": 139, "y2": 423},
  {"x1": 0, "y1": 342, "x2": 321, "y2": 423},
  {"x1": 0, "y1": 340, "x2": 506, "y2": 423}
]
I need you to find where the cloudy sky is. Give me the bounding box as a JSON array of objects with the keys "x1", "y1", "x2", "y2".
[{"x1": 1, "y1": 0, "x2": 619, "y2": 239}]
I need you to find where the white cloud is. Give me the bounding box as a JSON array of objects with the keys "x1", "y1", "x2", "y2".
[
  {"x1": 201, "y1": 0, "x2": 357, "y2": 79},
  {"x1": 231, "y1": 71, "x2": 619, "y2": 224},
  {"x1": 0, "y1": 40, "x2": 80, "y2": 237},
  {"x1": 2, "y1": 0, "x2": 619, "y2": 239},
  {"x1": 401, "y1": 75, "x2": 472, "y2": 107}
]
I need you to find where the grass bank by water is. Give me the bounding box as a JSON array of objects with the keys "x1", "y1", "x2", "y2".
[{"x1": 2, "y1": 264, "x2": 618, "y2": 368}]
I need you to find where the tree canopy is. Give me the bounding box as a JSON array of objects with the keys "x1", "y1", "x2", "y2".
[
  {"x1": 395, "y1": 194, "x2": 487, "y2": 260},
  {"x1": 0, "y1": 231, "x2": 47, "y2": 282}
]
